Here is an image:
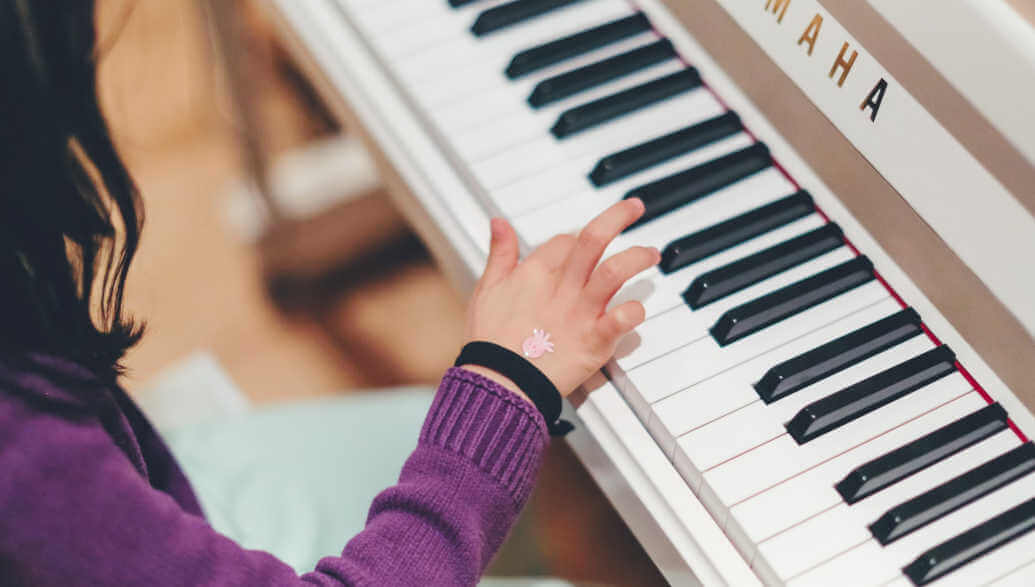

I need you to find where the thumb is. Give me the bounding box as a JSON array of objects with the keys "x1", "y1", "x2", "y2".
[
  {"x1": 595, "y1": 300, "x2": 646, "y2": 343},
  {"x1": 480, "y1": 218, "x2": 519, "y2": 288}
]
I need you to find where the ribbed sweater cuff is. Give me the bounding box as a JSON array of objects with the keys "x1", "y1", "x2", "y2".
[{"x1": 420, "y1": 367, "x2": 549, "y2": 505}]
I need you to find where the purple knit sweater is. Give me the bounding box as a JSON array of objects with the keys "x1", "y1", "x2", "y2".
[{"x1": 0, "y1": 356, "x2": 548, "y2": 586}]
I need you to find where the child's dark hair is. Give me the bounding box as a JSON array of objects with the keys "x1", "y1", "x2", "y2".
[{"x1": 0, "y1": 0, "x2": 143, "y2": 382}]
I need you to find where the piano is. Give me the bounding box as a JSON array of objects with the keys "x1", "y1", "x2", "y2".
[{"x1": 262, "y1": 0, "x2": 1035, "y2": 584}]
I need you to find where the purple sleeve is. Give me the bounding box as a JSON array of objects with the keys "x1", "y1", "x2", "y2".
[{"x1": 0, "y1": 367, "x2": 548, "y2": 587}]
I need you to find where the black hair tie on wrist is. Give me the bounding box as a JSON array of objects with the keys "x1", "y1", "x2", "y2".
[{"x1": 455, "y1": 341, "x2": 574, "y2": 437}]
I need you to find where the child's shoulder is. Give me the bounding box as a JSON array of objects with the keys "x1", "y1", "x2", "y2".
[{"x1": 0, "y1": 352, "x2": 107, "y2": 414}]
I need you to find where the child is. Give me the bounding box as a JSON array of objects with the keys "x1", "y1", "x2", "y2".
[{"x1": 0, "y1": 2, "x2": 658, "y2": 585}]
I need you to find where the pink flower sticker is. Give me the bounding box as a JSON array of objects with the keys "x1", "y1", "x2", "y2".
[{"x1": 522, "y1": 329, "x2": 555, "y2": 359}]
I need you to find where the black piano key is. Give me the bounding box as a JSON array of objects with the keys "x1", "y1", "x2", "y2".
[
  {"x1": 710, "y1": 256, "x2": 875, "y2": 347},
  {"x1": 472, "y1": 0, "x2": 585, "y2": 37},
  {"x1": 528, "y1": 39, "x2": 676, "y2": 107},
  {"x1": 785, "y1": 345, "x2": 957, "y2": 445},
  {"x1": 449, "y1": 0, "x2": 482, "y2": 7},
  {"x1": 755, "y1": 308, "x2": 924, "y2": 404},
  {"x1": 870, "y1": 443, "x2": 1035, "y2": 545},
  {"x1": 507, "y1": 13, "x2": 652, "y2": 79},
  {"x1": 590, "y1": 111, "x2": 743, "y2": 186},
  {"x1": 551, "y1": 68, "x2": 701, "y2": 138},
  {"x1": 837, "y1": 404, "x2": 1009, "y2": 504},
  {"x1": 683, "y1": 224, "x2": 844, "y2": 310},
  {"x1": 660, "y1": 190, "x2": 815, "y2": 273},
  {"x1": 623, "y1": 142, "x2": 771, "y2": 228},
  {"x1": 903, "y1": 495, "x2": 1035, "y2": 586}
]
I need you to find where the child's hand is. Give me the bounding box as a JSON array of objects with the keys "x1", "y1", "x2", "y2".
[{"x1": 462, "y1": 199, "x2": 660, "y2": 398}]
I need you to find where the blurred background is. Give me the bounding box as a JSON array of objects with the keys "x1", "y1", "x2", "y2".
[{"x1": 97, "y1": 1, "x2": 665, "y2": 584}]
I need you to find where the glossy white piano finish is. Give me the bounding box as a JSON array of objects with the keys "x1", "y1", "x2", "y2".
[{"x1": 265, "y1": 1, "x2": 1035, "y2": 584}]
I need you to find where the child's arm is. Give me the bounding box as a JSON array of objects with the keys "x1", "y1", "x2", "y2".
[
  {"x1": 0, "y1": 200, "x2": 654, "y2": 586},
  {"x1": 328, "y1": 198, "x2": 658, "y2": 583}
]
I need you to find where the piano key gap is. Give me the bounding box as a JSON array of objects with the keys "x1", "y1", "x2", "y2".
[
  {"x1": 756, "y1": 500, "x2": 843, "y2": 545},
  {"x1": 703, "y1": 431, "x2": 787, "y2": 473}
]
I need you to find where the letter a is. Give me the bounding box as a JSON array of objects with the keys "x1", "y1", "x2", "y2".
[
  {"x1": 798, "y1": 14, "x2": 823, "y2": 56},
  {"x1": 860, "y1": 78, "x2": 888, "y2": 122}
]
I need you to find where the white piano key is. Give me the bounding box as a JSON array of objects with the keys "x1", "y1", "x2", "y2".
[
  {"x1": 517, "y1": 164, "x2": 790, "y2": 260},
  {"x1": 513, "y1": 166, "x2": 794, "y2": 246},
  {"x1": 613, "y1": 247, "x2": 857, "y2": 371},
  {"x1": 393, "y1": 0, "x2": 634, "y2": 86},
  {"x1": 930, "y1": 530, "x2": 1035, "y2": 587},
  {"x1": 964, "y1": 531, "x2": 1035, "y2": 587},
  {"x1": 787, "y1": 465, "x2": 1035, "y2": 587},
  {"x1": 491, "y1": 131, "x2": 753, "y2": 218},
  {"x1": 625, "y1": 171, "x2": 798, "y2": 251},
  {"x1": 629, "y1": 213, "x2": 823, "y2": 318},
  {"x1": 677, "y1": 334, "x2": 937, "y2": 474},
  {"x1": 757, "y1": 505, "x2": 875, "y2": 583},
  {"x1": 615, "y1": 270, "x2": 885, "y2": 425},
  {"x1": 850, "y1": 429, "x2": 1021, "y2": 532},
  {"x1": 512, "y1": 186, "x2": 605, "y2": 244},
  {"x1": 434, "y1": 57, "x2": 677, "y2": 141},
  {"x1": 643, "y1": 295, "x2": 898, "y2": 454},
  {"x1": 348, "y1": 0, "x2": 464, "y2": 36},
  {"x1": 365, "y1": 9, "x2": 475, "y2": 59},
  {"x1": 765, "y1": 429, "x2": 1020, "y2": 582},
  {"x1": 782, "y1": 540, "x2": 896, "y2": 587},
  {"x1": 625, "y1": 281, "x2": 889, "y2": 407},
  {"x1": 634, "y1": 213, "x2": 827, "y2": 318},
  {"x1": 986, "y1": 556, "x2": 1035, "y2": 587},
  {"x1": 727, "y1": 393, "x2": 989, "y2": 554},
  {"x1": 420, "y1": 32, "x2": 658, "y2": 123},
  {"x1": 381, "y1": 0, "x2": 621, "y2": 62},
  {"x1": 882, "y1": 467, "x2": 1035, "y2": 569},
  {"x1": 450, "y1": 60, "x2": 688, "y2": 161},
  {"x1": 414, "y1": 30, "x2": 657, "y2": 111},
  {"x1": 369, "y1": 0, "x2": 549, "y2": 60},
  {"x1": 698, "y1": 371, "x2": 973, "y2": 509},
  {"x1": 472, "y1": 89, "x2": 724, "y2": 190}
]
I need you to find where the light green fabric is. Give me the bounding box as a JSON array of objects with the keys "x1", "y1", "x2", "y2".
[{"x1": 162, "y1": 389, "x2": 570, "y2": 586}]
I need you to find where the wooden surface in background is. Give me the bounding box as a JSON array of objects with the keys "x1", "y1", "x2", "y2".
[{"x1": 98, "y1": 0, "x2": 468, "y2": 398}]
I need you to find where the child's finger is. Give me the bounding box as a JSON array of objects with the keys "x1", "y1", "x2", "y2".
[
  {"x1": 560, "y1": 198, "x2": 645, "y2": 291},
  {"x1": 479, "y1": 218, "x2": 519, "y2": 288},
  {"x1": 525, "y1": 233, "x2": 576, "y2": 273},
  {"x1": 582, "y1": 246, "x2": 659, "y2": 310},
  {"x1": 595, "y1": 300, "x2": 646, "y2": 343}
]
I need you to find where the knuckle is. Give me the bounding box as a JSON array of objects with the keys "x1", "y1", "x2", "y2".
[
  {"x1": 545, "y1": 233, "x2": 574, "y2": 251},
  {"x1": 621, "y1": 302, "x2": 646, "y2": 325},
  {"x1": 522, "y1": 256, "x2": 549, "y2": 276}
]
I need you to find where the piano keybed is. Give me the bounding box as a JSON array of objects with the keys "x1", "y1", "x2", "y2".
[{"x1": 282, "y1": 0, "x2": 1035, "y2": 584}]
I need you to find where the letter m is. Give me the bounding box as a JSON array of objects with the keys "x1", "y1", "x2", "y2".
[{"x1": 765, "y1": 0, "x2": 791, "y2": 23}]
